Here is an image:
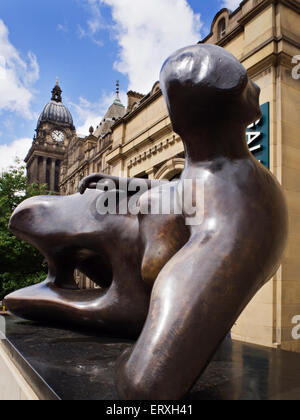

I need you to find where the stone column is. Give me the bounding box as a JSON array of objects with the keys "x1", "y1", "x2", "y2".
[
  {"x1": 42, "y1": 157, "x2": 47, "y2": 185},
  {"x1": 50, "y1": 159, "x2": 56, "y2": 191},
  {"x1": 32, "y1": 158, "x2": 38, "y2": 184}
]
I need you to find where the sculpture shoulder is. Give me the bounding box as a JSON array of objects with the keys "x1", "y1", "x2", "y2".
[
  {"x1": 233, "y1": 158, "x2": 286, "y2": 210},
  {"x1": 186, "y1": 157, "x2": 287, "y2": 241},
  {"x1": 201, "y1": 157, "x2": 284, "y2": 203}
]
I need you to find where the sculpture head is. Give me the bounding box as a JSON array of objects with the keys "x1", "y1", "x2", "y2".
[{"x1": 160, "y1": 44, "x2": 261, "y2": 136}]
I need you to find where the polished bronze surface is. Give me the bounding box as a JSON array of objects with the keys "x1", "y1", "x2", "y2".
[
  {"x1": 4, "y1": 315, "x2": 300, "y2": 401},
  {"x1": 5, "y1": 44, "x2": 288, "y2": 400}
]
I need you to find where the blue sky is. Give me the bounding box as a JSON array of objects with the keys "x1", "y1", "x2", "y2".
[{"x1": 0, "y1": 0, "x2": 240, "y2": 170}]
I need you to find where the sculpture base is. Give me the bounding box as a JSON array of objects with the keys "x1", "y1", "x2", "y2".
[{"x1": 1, "y1": 314, "x2": 300, "y2": 400}]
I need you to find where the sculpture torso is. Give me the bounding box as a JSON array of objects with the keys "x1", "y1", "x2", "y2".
[{"x1": 140, "y1": 154, "x2": 286, "y2": 290}]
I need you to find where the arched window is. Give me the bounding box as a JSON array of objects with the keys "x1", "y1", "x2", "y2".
[
  {"x1": 155, "y1": 158, "x2": 185, "y2": 181},
  {"x1": 218, "y1": 18, "x2": 226, "y2": 39}
]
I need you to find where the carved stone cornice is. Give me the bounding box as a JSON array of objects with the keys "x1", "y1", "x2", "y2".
[{"x1": 127, "y1": 135, "x2": 182, "y2": 170}]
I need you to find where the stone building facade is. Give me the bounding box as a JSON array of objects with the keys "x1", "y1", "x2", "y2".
[
  {"x1": 59, "y1": 89, "x2": 130, "y2": 196},
  {"x1": 26, "y1": 0, "x2": 300, "y2": 352}
]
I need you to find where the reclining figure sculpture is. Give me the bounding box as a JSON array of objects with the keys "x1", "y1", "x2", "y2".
[{"x1": 5, "y1": 44, "x2": 288, "y2": 400}]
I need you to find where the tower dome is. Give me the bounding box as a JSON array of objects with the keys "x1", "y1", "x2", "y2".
[{"x1": 37, "y1": 80, "x2": 74, "y2": 129}]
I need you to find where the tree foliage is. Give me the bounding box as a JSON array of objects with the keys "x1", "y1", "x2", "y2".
[{"x1": 0, "y1": 163, "x2": 48, "y2": 301}]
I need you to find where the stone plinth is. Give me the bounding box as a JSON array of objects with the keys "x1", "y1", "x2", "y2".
[{"x1": 1, "y1": 314, "x2": 300, "y2": 400}]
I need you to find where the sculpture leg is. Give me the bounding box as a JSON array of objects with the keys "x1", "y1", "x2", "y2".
[
  {"x1": 115, "y1": 233, "x2": 273, "y2": 400},
  {"x1": 5, "y1": 275, "x2": 149, "y2": 336},
  {"x1": 5, "y1": 236, "x2": 150, "y2": 336}
]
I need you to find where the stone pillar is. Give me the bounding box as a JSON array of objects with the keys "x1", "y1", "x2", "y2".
[
  {"x1": 30, "y1": 158, "x2": 39, "y2": 184},
  {"x1": 42, "y1": 157, "x2": 47, "y2": 184},
  {"x1": 50, "y1": 159, "x2": 56, "y2": 191}
]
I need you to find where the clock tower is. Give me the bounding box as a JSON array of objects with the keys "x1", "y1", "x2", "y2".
[{"x1": 25, "y1": 80, "x2": 76, "y2": 193}]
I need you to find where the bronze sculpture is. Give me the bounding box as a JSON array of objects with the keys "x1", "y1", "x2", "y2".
[{"x1": 5, "y1": 44, "x2": 288, "y2": 400}]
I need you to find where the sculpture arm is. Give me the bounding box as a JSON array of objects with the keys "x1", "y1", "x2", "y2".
[{"x1": 79, "y1": 173, "x2": 167, "y2": 195}]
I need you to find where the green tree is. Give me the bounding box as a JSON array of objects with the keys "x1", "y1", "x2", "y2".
[{"x1": 0, "y1": 163, "x2": 49, "y2": 301}]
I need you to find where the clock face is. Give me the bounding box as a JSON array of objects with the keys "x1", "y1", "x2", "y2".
[{"x1": 52, "y1": 130, "x2": 65, "y2": 142}]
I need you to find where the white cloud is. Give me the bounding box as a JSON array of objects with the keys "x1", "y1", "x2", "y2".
[
  {"x1": 57, "y1": 23, "x2": 68, "y2": 33},
  {"x1": 99, "y1": 0, "x2": 203, "y2": 93},
  {"x1": 222, "y1": 0, "x2": 241, "y2": 10},
  {"x1": 77, "y1": 24, "x2": 87, "y2": 39},
  {"x1": 72, "y1": 96, "x2": 102, "y2": 135},
  {"x1": 69, "y1": 90, "x2": 127, "y2": 136},
  {"x1": 0, "y1": 137, "x2": 32, "y2": 172},
  {"x1": 87, "y1": 0, "x2": 103, "y2": 34},
  {"x1": 0, "y1": 19, "x2": 39, "y2": 119},
  {"x1": 77, "y1": 0, "x2": 106, "y2": 46}
]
